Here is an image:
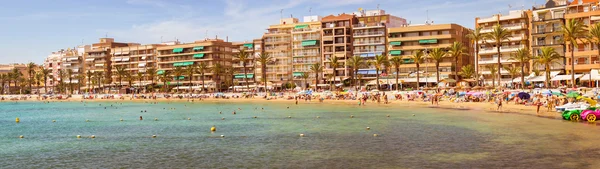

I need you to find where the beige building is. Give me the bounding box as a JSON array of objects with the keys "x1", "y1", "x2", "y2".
[
  {"x1": 530, "y1": 0, "x2": 568, "y2": 76},
  {"x1": 476, "y1": 10, "x2": 530, "y2": 85},
  {"x1": 262, "y1": 18, "x2": 297, "y2": 87},
  {"x1": 156, "y1": 39, "x2": 234, "y2": 91},
  {"x1": 83, "y1": 38, "x2": 131, "y2": 88},
  {"x1": 565, "y1": 0, "x2": 600, "y2": 75},
  {"x1": 387, "y1": 23, "x2": 473, "y2": 87},
  {"x1": 353, "y1": 9, "x2": 407, "y2": 81},
  {"x1": 321, "y1": 14, "x2": 357, "y2": 85},
  {"x1": 231, "y1": 40, "x2": 259, "y2": 89},
  {"x1": 291, "y1": 16, "x2": 322, "y2": 88},
  {"x1": 110, "y1": 44, "x2": 162, "y2": 87}
]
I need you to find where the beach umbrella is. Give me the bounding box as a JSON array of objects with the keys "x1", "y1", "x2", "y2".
[
  {"x1": 458, "y1": 92, "x2": 466, "y2": 96},
  {"x1": 567, "y1": 92, "x2": 580, "y2": 98},
  {"x1": 517, "y1": 92, "x2": 530, "y2": 100},
  {"x1": 541, "y1": 90, "x2": 552, "y2": 95},
  {"x1": 552, "y1": 92, "x2": 564, "y2": 96}
]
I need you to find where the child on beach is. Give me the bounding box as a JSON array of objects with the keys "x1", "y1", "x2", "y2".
[{"x1": 496, "y1": 96, "x2": 503, "y2": 112}]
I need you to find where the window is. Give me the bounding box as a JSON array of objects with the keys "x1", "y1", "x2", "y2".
[{"x1": 381, "y1": 16, "x2": 388, "y2": 22}]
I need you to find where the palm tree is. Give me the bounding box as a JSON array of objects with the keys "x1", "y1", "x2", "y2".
[
  {"x1": 410, "y1": 50, "x2": 426, "y2": 88},
  {"x1": 347, "y1": 56, "x2": 366, "y2": 88},
  {"x1": 371, "y1": 54, "x2": 389, "y2": 90},
  {"x1": 328, "y1": 56, "x2": 341, "y2": 90},
  {"x1": 146, "y1": 67, "x2": 157, "y2": 91},
  {"x1": 484, "y1": 24, "x2": 512, "y2": 87},
  {"x1": 76, "y1": 74, "x2": 85, "y2": 94},
  {"x1": 429, "y1": 48, "x2": 447, "y2": 84},
  {"x1": 0, "y1": 74, "x2": 6, "y2": 94},
  {"x1": 173, "y1": 67, "x2": 184, "y2": 90},
  {"x1": 533, "y1": 47, "x2": 563, "y2": 88},
  {"x1": 466, "y1": 27, "x2": 484, "y2": 78},
  {"x1": 300, "y1": 72, "x2": 310, "y2": 89},
  {"x1": 257, "y1": 52, "x2": 273, "y2": 93},
  {"x1": 159, "y1": 70, "x2": 171, "y2": 92},
  {"x1": 223, "y1": 67, "x2": 234, "y2": 92},
  {"x1": 211, "y1": 63, "x2": 224, "y2": 92},
  {"x1": 67, "y1": 69, "x2": 73, "y2": 94},
  {"x1": 57, "y1": 69, "x2": 65, "y2": 94},
  {"x1": 503, "y1": 66, "x2": 520, "y2": 88},
  {"x1": 94, "y1": 71, "x2": 103, "y2": 94},
  {"x1": 125, "y1": 73, "x2": 133, "y2": 92},
  {"x1": 460, "y1": 64, "x2": 476, "y2": 79},
  {"x1": 115, "y1": 65, "x2": 126, "y2": 91},
  {"x1": 197, "y1": 62, "x2": 210, "y2": 93},
  {"x1": 86, "y1": 70, "x2": 92, "y2": 93},
  {"x1": 485, "y1": 65, "x2": 498, "y2": 86},
  {"x1": 35, "y1": 72, "x2": 43, "y2": 95},
  {"x1": 310, "y1": 63, "x2": 323, "y2": 90},
  {"x1": 448, "y1": 42, "x2": 467, "y2": 81},
  {"x1": 136, "y1": 72, "x2": 144, "y2": 93},
  {"x1": 235, "y1": 49, "x2": 252, "y2": 91},
  {"x1": 587, "y1": 22, "x2": 600, "y2": 56},
  {"x1": 509, "y1": 48, "x2": 531, "y2": 89},
  {"x1": 11, "y1": 68, "x2": 22, "y2": 94},
  {"x1": 41, "y1": 68, "x2": 51, "y2": 93},
  {"x1": 184, "y1": 65, "x2": 196, "y2": 93},
  {"x1": 561, "y1": 19, "x2": 587, "y2": 88},
  {"x1": 26, "y1": 62, "x2": 36, "y2": 94},
  {"x1": 389, "y1": 56, "x2": 402, "y2": 91}
]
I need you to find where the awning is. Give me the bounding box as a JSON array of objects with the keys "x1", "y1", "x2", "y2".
[
  {"x1": 157, "y1": 70, "x2": 165, "y2": 75},
  {"x1": 357, "y1": 70, "x2": 380, "y2": 75},
  {"x1": 419, "y1": 39, "x2": 438, "y2": 44},
  {"x1": 551, "y1": 74, "x2": 584, "y2": 81},
  {"x1": 301, "y1": 40, "x2": 318, "y2": 46},
  {"x1": 73, "y1": 69, "x2": 79, "y2": 73},
  {"x1": 67, "y1": 57, "x2": 78, "y2": 61},
  {"x1": 121, "y1": 51, "x2": 130, "y2": 55},
  {"x1": 94, "y1": 64, "x2": 104, "y2": 67},
  {"x1": 389, "y1": 50, "x2": 402, "y2": 56},
  {"x1": 85, "y1": 58, "x2": 95, "y2": 61},
  {"x1": 174, "y1": 76, "x2": 185, "y2": 80},
  {"x1": 121, "y1": 57, "x2": 130, "y2": 61},
  {"x1": 193, "y1": 53, "x2": 205, "y2": 59},
  {"x1": 174, "y1": 61, "x2": 194, "y2": 67},
  {"x1": 580, "y1": 74, "x2": 600, "y2": 81},
  {"x1": 389, "y1": 41, "x2": 401, "y2": 46},
  {"x1": 113, "y1": 57, "x2": 122, "y2": 62},
  {"x1": 234, "y1": 74, "x2": 254, "y2": 79},
  {"x1": 592, "y1": 16, "x2": 600, "y2": 21},
  {"x1": 173, "y1": 48, "x2": 184, "y2": 53},
  {"x1": 402, "y1": 58, "x2": 414, "y2": 64},
  {"x1": 138, "y1": 63, "x2": 146, "y2": 67},
  {"x1": 292, "y1": 72, "x2": 304, "y2": 77},
  {"x1": 294, "y1": 24, "x2": 309, "y2": 29},
  {"x1": 141, "y1": 56, "x2": 146, "y2": 60},
  {"x1": 243, "y1": 43, "x2": 254, "y2": 49},
  {"x1": 193, "y1": 46, "x2": 204, "y2": 51},
  {"x1": 114, "y1": 52, "x2": 122, "y2": 55},
  {"x1": 63, "y1": 63, "x2": 71, "y2": 67}
]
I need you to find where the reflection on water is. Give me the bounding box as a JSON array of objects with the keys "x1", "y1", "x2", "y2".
[{"x1": 1, "y1": 101, "x2": 599, "y2": 168}]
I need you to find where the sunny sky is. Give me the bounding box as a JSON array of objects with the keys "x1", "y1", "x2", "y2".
[{"x1": 0, "y1": 0, "x2": 543, "y2": 64}]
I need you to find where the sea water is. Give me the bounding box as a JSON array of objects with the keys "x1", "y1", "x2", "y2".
[{"x1": 1, "y1": 101, "x2": 599, "y2": 168}]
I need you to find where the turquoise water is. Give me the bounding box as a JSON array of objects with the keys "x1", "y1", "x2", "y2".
[{"x1": 1, "y1": 101, "x2": 600, "y2": 168}]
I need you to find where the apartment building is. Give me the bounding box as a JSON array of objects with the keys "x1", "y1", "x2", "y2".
[
  {"x1": 565, "y1": 0, "x2": 600, "y2": 75},
  {"x1": 110, "y1": 44, "x2": 161, "y2": 87},
  {"x1": 262, "y1": 18, "x2": 297, "y2": 87},
  {"x1": 156, "y1": 39, "x2": 234, "y2": 91},
  {"x1": 61, "y1": 45, "x2": 89, "y2": 85},
  {"x1": 321, "y1": 14, "x2": 357, "y2": 85},
  {"x1": 476, "y1": 10, "x2": 530, "y2": 85},
  {"x1": 231, "y1": 40, "x2": 258, "y2": 88},
  {"x1": 353, "y1": 9, "x2": 407, "y2": 80},
  {"x1": 43, "y1": 52, "x2": 64, "y2": 88},
  {"x1": 83, "y1": 38, "x2": 131, "y2": 87},
  {"x1": 530, "y1": 0, "x2": 568, "y2": 73},
  {"x1": 291, "y1": 16, "x2": 322, "y2": 88},
  {"x1": 387, "y1": 23, "x2": 473, "y2": 86}
]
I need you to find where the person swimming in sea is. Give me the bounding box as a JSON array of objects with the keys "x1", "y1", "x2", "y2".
[
  {"x1": 233, "y1": 111, "x2": 236, "y2": 115},
  {"x1": 140, "y1": 116, "x2": 143, "y2": 120}
]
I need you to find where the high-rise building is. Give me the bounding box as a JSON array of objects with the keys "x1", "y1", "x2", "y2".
[
  {"x1": 83, "y1": 38, "x2": 131, "y2": 89},
  {"x1": 43, "y1": 51, "x2": 65, "y2": 89},
  {"x1": 353, "y1": 9, "x2": 407, "y2": 81},
  {"x1": 110, "y1": 44, "x2": 161, "y2": 87},
  {"x1": 476, "y1": 10, "x2": 530, "y2": 85},
  {"x1": 387, "y1": 23, "x2": 473, "y2": 87},
  {"x1": 231, "y1": 40, "x2": 258, "y2": 90},
  {"x1": 530, "y1": 0, "x2": 568, "y2": 76},
  {"x1": 262, "y1": 18, "x2": 297, "y2": 88},
  {"x1": 291, "y1": 16, "x2": 322, "y2": 88},
  {"x1": 565, "y1": 0, "x2": 600, "y2": 75},
  {"x1": 321, "y1": 14, "x2": 357, "y2": 86},
  {"x1": 156, "y1": 39, "x2": 234, "y2": 91}
]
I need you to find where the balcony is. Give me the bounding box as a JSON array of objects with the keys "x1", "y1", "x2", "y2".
[
  {"x1": 353, "y1": 40, "x2": 385, "y2": 46},
  {"x1": 354, "y1": 49, "x2": 385, "y2": 54},
  {"x1": 264, "y1": 31, "x2": 290, "y2": 36},
  {"x1": 353, "y1": 31, "x2": 385, "y2": 37},
  {"x1": 264, "y1": 46, "x2": 289, "y2": 51},
  {"x1": 292, "y1": 60, "x2": 319, "y2": 64},
  {"x1": 478, "y1": 47, "x2": 497, "y2": 55},
  {"x1": 292, "y1": 28, "x2": 320, "y2": 33},
  {"x1": 566, "y1": 4, "x2": 600, "y2": 19},
  {"x1": 233, "y1": 64, "x2": 254, "y2": 68},
  {"x1": 353, "y1": 23, "x2": 385, "y2": 29},
  {"x1": 478, "y1": 57, "x2": 516, "y2": 64},
  {"x1": 500, "y1": 45, "x2": 525, "y2": 53},
  {"x1": 532, "y1": 28, "x2": 561, "y2": 35},
  {"x1": 293, "y1": 52, "x2": 319, "y2": 57},
  {"x1": 264, "y1": 39, "x2": 290, "y2": 44},
  {"x1": 531, "y1": 15, "x2": 565, "y2": 23},
  {"x1": 532, "y1": 41, "x2": 562, "y2": 47},
  {"x1": 480, "y1": 23, "x2": 526, "y2": 33},
  {"x1": 293, "y1": 36, "x2": 320, "y2": 41}
]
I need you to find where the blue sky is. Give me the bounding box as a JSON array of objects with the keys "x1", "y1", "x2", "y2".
[{"x1": 0, "y1": 0, "x2": 542, "y2": 64}]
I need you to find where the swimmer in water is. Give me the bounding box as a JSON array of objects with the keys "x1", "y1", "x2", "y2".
[
  {"x1": 233, "y1": 111, "x2": 236, "y2": 115},
  {"x1": 219, "y1": 111, "x2": 222, "y2": 114},
  {"x1": 140, "y1": 116, "x2": 143, "y2": 120}
]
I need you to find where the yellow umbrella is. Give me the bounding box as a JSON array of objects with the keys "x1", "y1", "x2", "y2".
[{"x1": 578, "y1": 96, "x2": 597, "y2": 106}]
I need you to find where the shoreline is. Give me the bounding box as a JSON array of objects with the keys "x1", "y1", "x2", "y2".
[{"x1": 1, "y1": 95, "x2": 563, "y2": 120}]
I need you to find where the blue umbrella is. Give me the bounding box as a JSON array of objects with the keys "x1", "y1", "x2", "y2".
[
  {"x1": 458, "y1": 92, "x2": 466, "y2": 96},
  {"x1": 517, "y1": 92, "x2": 530, "y2": 100}
]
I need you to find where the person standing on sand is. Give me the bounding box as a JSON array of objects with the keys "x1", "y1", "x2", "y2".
[{"x1": 496, "y1": 96, "x2": 503, "y2": 112}]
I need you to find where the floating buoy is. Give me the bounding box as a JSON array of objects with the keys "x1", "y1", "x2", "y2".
[
  {"x1": 15, "y1": 117, "x2": 20, "y2": 123},
  {"x1": 211, "y1": 126, "x2": 216, "y2": 132},
  {"x1": 187, "y1": 118, "x2": 191, "y2": 120},
  {"x1": 373, "y1": 134, "x2": 378, "y2": 137},
  {"x1": 300, "y1": 134, "x2": 305, "y2": 137},
  {"x1": 386, "y1": 115, "x2": 390, "y2": 117},
  {"x1": 52, "y1": 120, "x2": 56, "y2": 123},
  {"x1": 86, "y1": 119, "x2": 89, "y2": 122},
  {"x1": 76, "y1": 135, "x2": 81, "y2": 139},
  {"x1": 412, "y1": 114, "x2": 415, "y2": 116},
  {"x1": 154, "y1": 118, "x2": 158, "y2": 121},
  {"x1": 366, "y1": 127, "x2": 370, "y2": 130},
  {"x1": 220, "y1": 135, "x2": 225, "y2": 138},
  {"x1": 152, "y1": 135, "x2": 157, "y2": 138},
  {"x1": 221, "y1": 117, "x2": 225, "y2": 120},
  {"x1": 253, "y1": 116, "x2": 257, "y2": 119},
  {"x1": 350, "y1": 115, "x2": 354, "y2": 118},
  {"x1": 219, "y1": 111, "x2": 222, "y2": 114},
  {"x1": 90, "y1": 135, "x2": 95, "y2": 138},
  {"x1": 316, "y1": 116, "x2": 320, "y2": 118},
  {"x1": 19, "y1": 135, "x2": 24, "y2": 138},
  {"x1": 120, "y1": 119, "x2": 123, "y2": 121},
  {"x1": 288, "y1": 116, "x2": 292, "y2": 118}
]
